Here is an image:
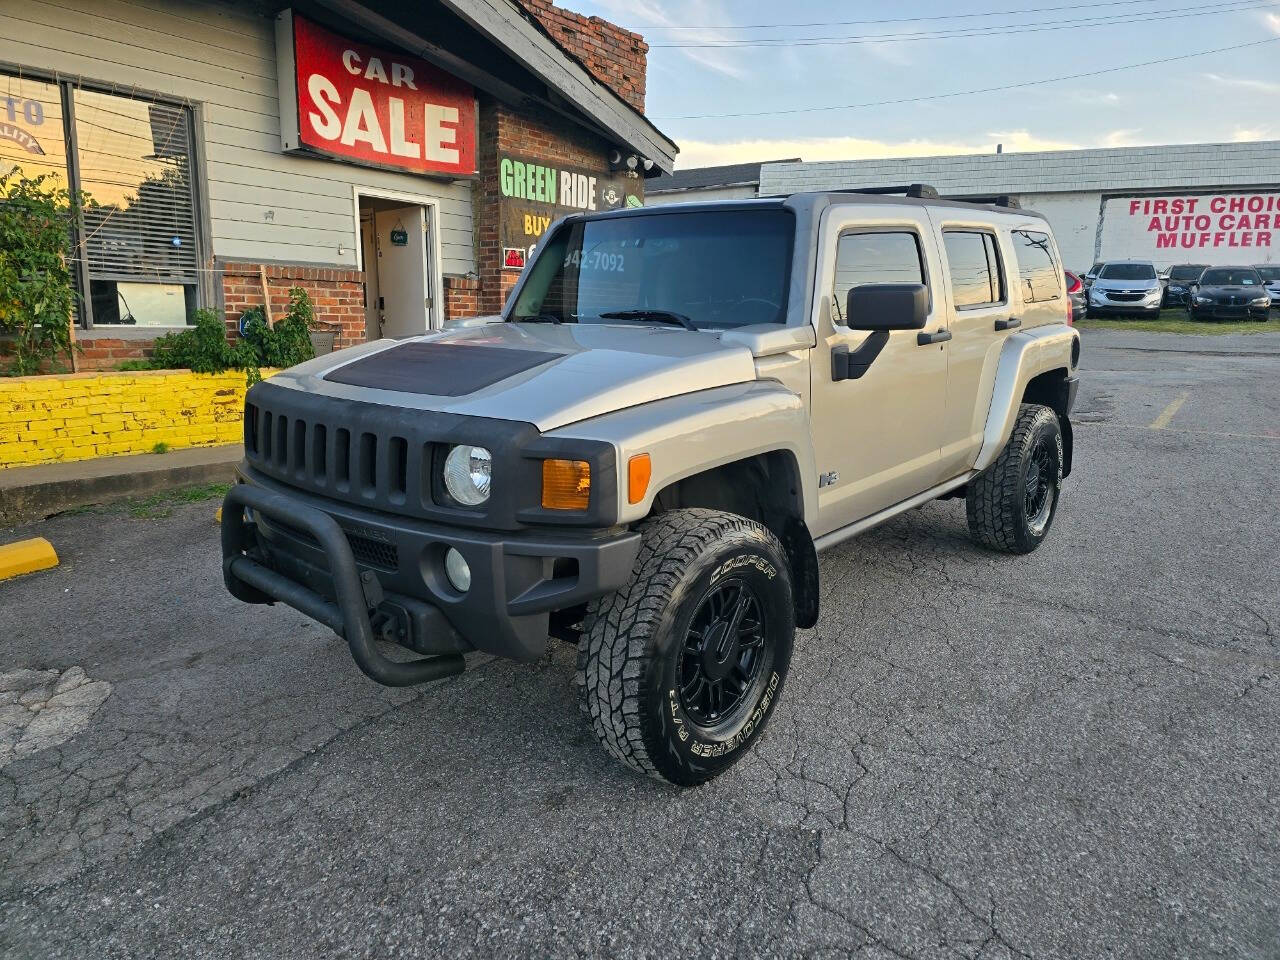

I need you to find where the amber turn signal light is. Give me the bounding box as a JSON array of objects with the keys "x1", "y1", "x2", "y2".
[
  {"x1": 541, "y1": 459, "x2": 591, "y2": 510},
  {"x1": 627, "y1": 453, "x2": 651, "y2": 505}
]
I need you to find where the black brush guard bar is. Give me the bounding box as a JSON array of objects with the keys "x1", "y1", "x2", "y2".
[{"x1": 221, "y1": 484, "x2": 465, "y2": 687}]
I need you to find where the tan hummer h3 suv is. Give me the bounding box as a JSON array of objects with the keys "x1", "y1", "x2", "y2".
[{"x1": 221, "y1": 186, "x2": 1081, "y2": 786}]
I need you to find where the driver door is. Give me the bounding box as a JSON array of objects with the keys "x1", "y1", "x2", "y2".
[{"x1": 808, "y1": 208, "x2": 950, "y2": 538}]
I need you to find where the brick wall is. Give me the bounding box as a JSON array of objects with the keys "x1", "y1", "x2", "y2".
[
  {"x1": 465, "y1": 98, "x2": 645, "y2": 317},
  {"x1": 513, "y1": 0, "x2": 646, "y2": 112},
  {"x1": 220, "y1": 262, "x2": 366, "y2": 350},
  {"x1": 25, "y1": 262, "x2": 369, "y2": 374},
  {"x1": 0, "y1": 369, "x2": 269, "y2": 468}
]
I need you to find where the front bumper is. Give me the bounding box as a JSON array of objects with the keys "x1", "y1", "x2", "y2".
[
  {"x1": 1088, "y1": 299, "x2": 1162, "y2": 316},
  {"x1": 1188, "y1": 303, "x2": 1270, "y2": 321},
  {"x1": 222, "y1": 467, "x2": 641, "y2": 678}
]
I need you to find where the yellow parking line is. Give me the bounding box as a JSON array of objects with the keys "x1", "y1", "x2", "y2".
[
  {"x1": 0, "y1": 538, "x2": 59, "y2": 581},
  {"x1": 1149, "y1": 391, "x2": 1189, "y2": 430}
]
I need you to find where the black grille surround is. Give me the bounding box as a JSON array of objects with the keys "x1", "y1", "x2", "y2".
[{"x1": 242, "y1": 380, "x2": 619, "y2": 531}]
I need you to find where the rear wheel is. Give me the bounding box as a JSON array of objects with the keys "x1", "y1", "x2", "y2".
[
  {"x1": 578, "y1": 509, "x2": 794, "y2": 786},
  {"x1": 966, "y1": 404, "x2": 1063, "y2": 554}
]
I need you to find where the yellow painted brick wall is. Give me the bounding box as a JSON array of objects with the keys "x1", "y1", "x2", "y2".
[{"x1": 0, "y1": 370, "x2": 274, "y2": 468}]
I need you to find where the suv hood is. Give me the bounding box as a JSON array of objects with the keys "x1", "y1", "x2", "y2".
[{"x1": 272, "y1": 320, "x2": 759, "y2": 432}]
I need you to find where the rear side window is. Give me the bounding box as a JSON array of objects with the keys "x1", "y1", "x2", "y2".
[
  {"x1": 943, "y1": 231, "x2": 1004, "y2": 308},
  {"x1": 1012, "y1": 230, "x2": 1062, "y2": 303},
  {"x1": 832, "y1": 231, "x2": 924, "y2": 325}
]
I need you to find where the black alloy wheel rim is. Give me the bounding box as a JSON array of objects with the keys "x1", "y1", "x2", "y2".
[
  {"x1": 1024, "y1": 438, "x2": 1057, "y2": 536},
  {"x1": 678, "y1": 578, "x2": 768, "y2": 728}
]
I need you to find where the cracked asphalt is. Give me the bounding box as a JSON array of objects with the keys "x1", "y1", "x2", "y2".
[{"x1": 2, "y1": 328, "x2": 1278, "y2": 959}]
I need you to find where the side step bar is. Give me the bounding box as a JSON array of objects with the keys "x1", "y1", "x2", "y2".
[{"x1": 221, "y1": 484, "x2": 465, "y2": 687}]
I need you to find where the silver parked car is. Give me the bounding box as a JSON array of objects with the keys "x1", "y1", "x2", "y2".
[
  {"x1": 1086, "y1": 260, "x2": 1163, "y2": 317},
  {"x1": 1255, "y1": 265, "x2": 1280, "y2": 307}
]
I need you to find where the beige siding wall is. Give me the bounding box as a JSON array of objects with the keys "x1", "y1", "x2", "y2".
[
  {"x1": 646, "y1": 184, "x2": 758, "y2": 206},
  {"x1": 0, "y1": 0, "x2": 475, "y2": 273}
]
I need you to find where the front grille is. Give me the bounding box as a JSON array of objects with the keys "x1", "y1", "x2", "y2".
[
  {"x1": 347, "y1": 532, "x2": 399, "y2": 570},
  {"x1": 261, "y1": 515, "x2": 400, "y2": 572},
  {"x1": 1106, "y1": 292, "x2": 1145, "y2": 302},
  {"x1": 238, "y1": 380, "x2": 593, "y2": 531},
  {"x1": 244, "y1": 400, "x2": 427, "y2": 511}
]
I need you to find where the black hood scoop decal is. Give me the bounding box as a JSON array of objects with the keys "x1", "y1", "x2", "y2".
[{"x1": 324, "y1": 341, "x2": 561, "y2": 397}]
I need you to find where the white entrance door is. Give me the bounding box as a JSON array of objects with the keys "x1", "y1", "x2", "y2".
[{"x1": 372, "y1": 205, "x2": 433, "y2": 338}]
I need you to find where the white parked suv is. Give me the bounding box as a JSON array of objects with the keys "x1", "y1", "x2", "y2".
[{"x1": 1087, "y1": 260, "x2": 1163, "y2": 317}]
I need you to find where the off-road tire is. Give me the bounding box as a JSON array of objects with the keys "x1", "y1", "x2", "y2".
[
  {"x1": 578, "y1": 509, "x2": 794, "y2": 787},
  {"x1": 966, "y1": 403, "x2": 1064, "y2": 554}
]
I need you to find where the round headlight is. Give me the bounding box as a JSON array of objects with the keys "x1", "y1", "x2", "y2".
[{"x1": 443, "y1": 445, "x2": 492, "y2": 506}]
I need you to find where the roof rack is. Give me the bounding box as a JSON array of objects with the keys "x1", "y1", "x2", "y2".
[{"x1": 830, "y1": 183, "x2": 940, "y2": 199}]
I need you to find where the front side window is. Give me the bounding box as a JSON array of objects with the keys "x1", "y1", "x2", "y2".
[
  {"x1": 831, "y1": 230, "x2": 924, "y2": 325},
  {"x1": 943, "y1": 231, "x2": 1004, "y2": 309},
  {"x1": 511, "y1": 209, "x2": 794, "y2": 329},
  {"x1": 1012, "y1": 230, "x2": 1062, "y2": 303},
  {"x1": 2, "y1": 71, "x2": 201, "y2": 327}
]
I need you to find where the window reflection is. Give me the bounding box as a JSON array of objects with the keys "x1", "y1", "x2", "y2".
[
  {"x1": 73, "y1": 88, "x2": 197, "y2": 326},
  {"x1": 832, "y1": 232, "x2": 924, "y2": 324},
  {"x1": 0, "y1": 75, "x2": 68, "y2": 185}
]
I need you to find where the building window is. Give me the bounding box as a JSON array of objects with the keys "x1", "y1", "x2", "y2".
[
  {"x1": 831, "y1": 230, "x2": 925, "y2": 325},
  {"x1": 943, "y1": 231, "x2": 1004, "y2": 309},
  {"x1": 1012, "y1": 230, "x2": 1061, "y2": 304},
  {"x1": 1, "y1": 71, "x2": 201, "y2": 327}
]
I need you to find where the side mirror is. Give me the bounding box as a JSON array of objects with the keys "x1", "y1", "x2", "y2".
[{"x1": 846, "y1": 283, "x2": 929, "y2": 332}]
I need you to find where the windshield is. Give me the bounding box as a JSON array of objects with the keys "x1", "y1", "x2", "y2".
[
  {"x1": 509, "y1": 209, "x2": 795, "y2": 329},
  {"x1": 1200, "y1": 268, "x2": 1262, "y2": 286},
  {"x1": 1099, "y1": 262, "x2": 1156, "y2": 280},
  {"x1": 1169, "y1": 265, "x2": 1206, "y2": 281},
  {"x1": 1255, "y1": 266, "x2": 1280, "y2": 282}
]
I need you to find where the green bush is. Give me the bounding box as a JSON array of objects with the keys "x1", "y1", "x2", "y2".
[
  {"x1": 145, "y1": 287, "x2": 320, "y2": 382},
  {"x1": 149, "y1": 308, "x2": 258, "y2": 377},
  {"x1": 0, "y1": 167, "x2": 85, "y2": 375},
  {"x1": 239, "y1": 288, "x2": 317, "y2": 370}
]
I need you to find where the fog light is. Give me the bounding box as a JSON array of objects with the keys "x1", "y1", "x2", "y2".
[{"x1": 444, "y1": 548, "x2": 471, "y2": 592}]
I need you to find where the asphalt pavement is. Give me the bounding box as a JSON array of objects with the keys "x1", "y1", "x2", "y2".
[{"x1": 2, "y1": 328, "x2": 1278, "y2": 959}]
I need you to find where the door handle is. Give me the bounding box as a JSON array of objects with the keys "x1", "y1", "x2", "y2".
[
  {"x1": 916, "y1": 329, "x2": 952, "y2": 346},
  {"x1": 995, "y1": 317, "x2": 1022, "y2": 331}
]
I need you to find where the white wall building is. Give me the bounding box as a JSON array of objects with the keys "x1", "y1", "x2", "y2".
[{"x1": 649, "y1": 141, "x2": 1280, "y2": 272}]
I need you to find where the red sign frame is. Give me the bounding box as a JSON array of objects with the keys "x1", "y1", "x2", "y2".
[{"x1": 284, "y1": 13, "x2": 477, "y2": 177}]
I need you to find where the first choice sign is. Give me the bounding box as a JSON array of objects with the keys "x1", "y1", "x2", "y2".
[
  {"x1": 276, "y1": 10, "x2": 477, "y2": 177},
  {"x1": 1100, "y1": 192, "x2": 1279, "y2": 265}
]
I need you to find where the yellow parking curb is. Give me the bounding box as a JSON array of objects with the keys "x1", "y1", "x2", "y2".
[
  {"x1": 215, "y1": 507, "x2": 222, "y2": 524},
  {"x1": 0, "y1": 537, "x2": 59, "y2": 581}
]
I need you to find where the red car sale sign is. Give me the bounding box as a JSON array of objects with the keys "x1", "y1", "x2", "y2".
[{"x1": 277, "y1": 11, "x2": 477, "y2": 177}]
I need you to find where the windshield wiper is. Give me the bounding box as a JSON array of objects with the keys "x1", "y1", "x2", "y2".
[
  {"x1": 513, "y1": 314, "x2": 563, "y2": 324},
  {"x1": 598, "y1": 309, "x2": 698, "y2": 331}
]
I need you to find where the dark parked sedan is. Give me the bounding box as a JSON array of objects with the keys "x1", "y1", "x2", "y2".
[
  {"x1": 1187, "y1": 267, "x2": 1271, "y2": 322},
  {"x1": 1162, "y1": 263, "x2": 1207, "y2": 307}
]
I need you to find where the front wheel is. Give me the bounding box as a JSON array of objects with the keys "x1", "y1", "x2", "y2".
[
  {"x1": 966, "y1": 403, "x2": 1064, "y2": 554},
  {"x1": 578, "y1": 509, "x2": 794, "y2": 786}
]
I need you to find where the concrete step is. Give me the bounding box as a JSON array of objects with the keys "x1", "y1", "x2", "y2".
[{"x1": 0, "y1": 446, "x2": 243, "y2": 529}]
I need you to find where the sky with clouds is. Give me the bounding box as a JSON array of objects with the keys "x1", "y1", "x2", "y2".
[{"x1": 568, "y1": 0, "x2": 1280, "y2": 169}]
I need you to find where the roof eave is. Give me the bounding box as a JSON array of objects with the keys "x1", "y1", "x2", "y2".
[{"x1": 438, "y1": 0, "x2": 677, "y2": 173}]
